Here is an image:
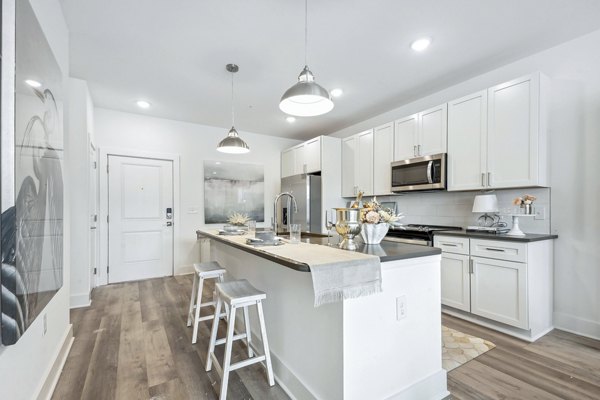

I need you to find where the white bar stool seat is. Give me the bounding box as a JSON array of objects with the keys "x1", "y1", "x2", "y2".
[
  {"x1": 206, "y1": 279, "x2": 275, "y2": 400},
  {"x1": 186, "y1": 261, "x2": 229, "y2": 344}
]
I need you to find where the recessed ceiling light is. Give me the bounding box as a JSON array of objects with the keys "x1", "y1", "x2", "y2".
[
  {"x1": 286, "y1": 116, "x2": 296, "y2": 123},
  {"x1": 330, "y1": 88, "x2": 343, "y2": 97},
  {"x1": 136, "y1": 100, "x2": 151, "y2": 109},
  {"x1": 411, "y1": 37, "x2": 431, "y2": 52},
  {"x1": 25, "y1": 79, "x2": 42, "y2": 88},
  {"x1": 215, "y1": 161, "x2": 221, "y2": 165}
]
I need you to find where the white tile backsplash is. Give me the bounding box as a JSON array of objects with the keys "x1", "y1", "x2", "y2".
[{"x1": 374, "y1": 187, "x2": 550, "y2": 234}]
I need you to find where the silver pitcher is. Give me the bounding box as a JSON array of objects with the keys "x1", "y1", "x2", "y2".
[{"x1": 335, "y1": 208, "x2": 362, "y2": 251}]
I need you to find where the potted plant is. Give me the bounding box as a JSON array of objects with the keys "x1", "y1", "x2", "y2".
[
  {"x1": 359, "y1": 197, "x2": 403, "y2": 245},
  {"x1": 226, "y1": 212, "x2": 251, "y2": 231},
  {"x1": 513, "y1": 194, "x2": 537, "y2": 214}
]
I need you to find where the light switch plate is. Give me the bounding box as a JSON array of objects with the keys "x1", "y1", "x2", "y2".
[
  {"x1": 534, "y1": 206, "x2": 546, "y2": 220},
  {"x1": 396, "y1": 295, "x2": 407, "y2": 320}
]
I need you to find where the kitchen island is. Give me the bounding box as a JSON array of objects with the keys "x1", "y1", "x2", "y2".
[{"x1": 197, "y1": 229, "x2": 449, "y2": 400}]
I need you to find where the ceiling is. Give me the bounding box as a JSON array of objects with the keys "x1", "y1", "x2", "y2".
[{"x1": 59, "y1": 0, "x2": 600, "y2": 140}]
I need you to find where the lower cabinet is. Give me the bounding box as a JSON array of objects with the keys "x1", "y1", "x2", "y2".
[
  {"x1": 470, "y1": 257, "x2": 528, "y2": 329},
  {"x1": 435, "y1": 235, "x2": 553, "y2": 340}
]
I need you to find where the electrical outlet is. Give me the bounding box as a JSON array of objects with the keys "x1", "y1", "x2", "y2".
[
  {"x1": 43, "y1": 314, "x2": 47, "y2": 335},
  {"x1": 396, "y1": 295, "x2": 407, "y2": 321},
  {"x1": 534, "y1": 206, "x2": 546, "y2": 220}
]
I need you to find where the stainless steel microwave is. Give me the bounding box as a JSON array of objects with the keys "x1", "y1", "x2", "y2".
[{"x1": 391, "y1": 153, "x2": 447, "y2": 192}]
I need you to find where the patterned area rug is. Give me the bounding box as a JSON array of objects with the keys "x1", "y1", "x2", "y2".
[{"x1": 442, "y1": 325, "x2": 496, "y2": 371}]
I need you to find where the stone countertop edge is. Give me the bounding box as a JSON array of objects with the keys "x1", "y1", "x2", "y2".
[
  {"x1": 196, "y1": 230, "x2": 441, "y2": 273},
  {"x1": 433, "y1": 230, "x2": 558, "y2": 242}
]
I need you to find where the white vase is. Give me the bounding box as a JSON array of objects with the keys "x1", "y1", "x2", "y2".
[{"x1": 360, "y1": 223, "x2": 389, "y2": 245}]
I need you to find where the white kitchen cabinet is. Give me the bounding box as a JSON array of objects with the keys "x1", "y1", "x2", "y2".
[
  {"x1": 487, "y1": 74, "x2": 547, "y2": 188},
  {"x1": 447, "y1": 91, "x2": 488, "y2": 191},
  {"x1": 440, "y1": 253, "x2": 471, "y2": 312},
  {"x1": 447, "y1": 73, "x2": 548, "y2": 190},
  {"x1": 435, "y1": 235, "x2": 554, "y2": 341},
  {"x1": 281, "y1": 136, "x2": 322, "y2": 178},
  {"x1": 471, "y1": 257, "x2": 528, "y2": 329},
  {"x1": 394, "y1": 114, "x2": 418, "y2": 161},
  {"x1": 373, "y1": 122, "x2": 394, "y2": 195},
  {"x1": 393, "y1": 104, "x2": 447, "y2": 161},
  {"x1": 341, "y1": 130, "x2": 374, "y2": 197}
]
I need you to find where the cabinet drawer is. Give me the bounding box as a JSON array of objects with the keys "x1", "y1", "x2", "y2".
[
  {"x1": 434, "y1": 235, "x2": 470, "y2": 255},
  {"x1": 471, "y1": 239, "x2": 527, "y2": 263}
]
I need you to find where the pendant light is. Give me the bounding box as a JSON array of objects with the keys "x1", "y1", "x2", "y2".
[
  {"x1": 217, "y1": 63, "x2": 250, "y2": 154},
  {"x1": 279, "y1": 0, "x2": 333, "y2": 117}
]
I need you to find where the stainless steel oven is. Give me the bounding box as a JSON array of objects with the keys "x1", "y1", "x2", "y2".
[{"x1": 391, "y1": 153, "x2": 446, "y2": 192}]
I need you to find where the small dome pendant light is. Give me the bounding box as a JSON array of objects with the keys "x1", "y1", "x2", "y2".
[
  {"x1": 217, "y1": 63, "x2": 250, "y2": 154},
  {"x1": 279, "y1": 0, "x2": 333, "y2": 117}
]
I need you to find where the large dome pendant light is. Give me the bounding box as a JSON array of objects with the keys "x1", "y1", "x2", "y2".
[
  {"x1": 279, "y1": 0, "x2": 334, "y2": 117},
  {"x1": 217, "y1": 63, "x2": 250, "y2": 154}
]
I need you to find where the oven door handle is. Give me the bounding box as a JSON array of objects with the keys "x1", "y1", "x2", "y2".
[{"x1": 427, "y1": 160, "x2": 433, "y2": 184}]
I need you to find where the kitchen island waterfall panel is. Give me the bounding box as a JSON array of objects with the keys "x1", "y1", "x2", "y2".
[{"x1": 204, "y1": 233, "x2": 449, "y2": 400}]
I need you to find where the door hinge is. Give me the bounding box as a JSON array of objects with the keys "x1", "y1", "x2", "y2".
[
  {"x1": 93, "y1": 161, "x2": 97, "y2": 169},
  {"x1": 93, "y1": 267, "x2": 97, "y2": 275}
]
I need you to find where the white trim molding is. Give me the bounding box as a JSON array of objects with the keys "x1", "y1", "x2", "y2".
[
  {"x1": 554, "y1": 311, "x2": 600, "y2": 341},
  {"x1": 98, "y1": 147, "x2": 181, "y2": 286},
  {"x1": 37, "y1": 324, "x2": 74, "y2": 400}
]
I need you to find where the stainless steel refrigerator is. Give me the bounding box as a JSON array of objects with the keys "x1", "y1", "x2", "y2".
[{"x1": 278, "y1": 174, "x2": 322, "y2": 233}]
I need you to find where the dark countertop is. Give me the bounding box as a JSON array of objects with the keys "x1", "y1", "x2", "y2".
[
  {"x1": 197, "y1": 230, "x2": 441, "y2": 273},
  {"x1": 433, "y1": 230, "x2": 558, "y2": 243}
]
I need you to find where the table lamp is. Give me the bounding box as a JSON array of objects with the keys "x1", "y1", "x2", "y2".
[{"x1": 472, "y1": 194, "x2": 499, "y2": 227}]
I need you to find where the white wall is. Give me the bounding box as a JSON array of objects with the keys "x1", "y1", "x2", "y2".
[
  {"x1": 328, "y1": 29, "x2": 600, "y2": 339},
  {"x1": 0, "y1": 1, "x2": 72, "y2": 400},
  {"x1": 93, "y1": 108, "x2": 300, "y2": 277}
]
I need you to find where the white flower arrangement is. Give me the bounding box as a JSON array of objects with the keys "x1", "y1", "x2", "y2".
[{"x1": 360, "y1": 197, "x2": 404, "y2": 225}]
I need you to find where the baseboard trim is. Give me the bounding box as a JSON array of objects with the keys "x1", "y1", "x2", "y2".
[
  {"x1": 175, "y1": 265, "x2": 194, "y2": 275},
  {"x1": 385, "y1": 369, "x2": 449, "y2": 400},
  {"x1": 70, "y1": 292, "x2": 91, "y2": 309},
  {"x1": 554, "y1": 312, "x2": 600, "y2": 341},
  {"x1": 36, "y1": 324, "x2": 74, "y2": 400}
]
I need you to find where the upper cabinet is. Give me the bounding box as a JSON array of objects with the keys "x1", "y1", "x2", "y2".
[
  {"x1": 394, "y1": 104, "x2": 447, "y2": 161},
  {"x1": 281, "y1": 136, "x2": 323, "y2": 178},
  {"x1": 373, "y1": 122, "x2": 394, "y2": 195},
  {"x1": 341, "y1": 130, "x2": 374, "y2": 197},
  {"x1": 448, "y1": 73, "x2": 548, "y2": 190}
]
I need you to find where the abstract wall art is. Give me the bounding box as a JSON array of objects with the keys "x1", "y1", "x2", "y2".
[
  {"x1": 203, "y1": 161, "x2": 264, "y2": 224},
  {"x1": 1, "y1": 0, "x2": 64, "y2": 345}
]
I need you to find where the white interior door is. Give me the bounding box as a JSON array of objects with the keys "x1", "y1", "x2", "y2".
[{"x1": 108, "y1": 155, "x2": 174, "y2": 283}]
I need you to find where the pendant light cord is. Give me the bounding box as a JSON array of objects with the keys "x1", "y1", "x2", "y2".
[
  {"x1": 231, "y1": 70, "x2": 235, "y2": 126},
  {"x1": 304, "y1": 0, "x2": 308, "y2": 66}
]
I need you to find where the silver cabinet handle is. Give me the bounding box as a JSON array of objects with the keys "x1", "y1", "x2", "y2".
[
  {"x1": 418, "y1": 144, "x2": 421, "y2": 156},
  {"x1": 487, "y1": 172, "x2": 491, "y2": 187},
  {"x1": 481, "y1": 173, "x2": 485, "y2": 187},
  {"x1": 443, "y1": 243, "x2": 458, "y2": 247},
  {"x1": 413, "y1": 145, "x2": 417, "y2": 157},
  {"x1": 469, "y1": 259, "x2": 474, "y2": 274},
  {"x1": 485, "y1": 247, "x2": 505, "y2": 252}
]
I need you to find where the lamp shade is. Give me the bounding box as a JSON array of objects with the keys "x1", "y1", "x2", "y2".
[
  {"x1": 472, "y1": 194, "x2": 498, "y2": 213},
  {"x1": 279, "y1": 66, "x2": 334, "y2": 117},
  {"x1": 217, "y1": 127, "x2": 250, "y2": 154}
]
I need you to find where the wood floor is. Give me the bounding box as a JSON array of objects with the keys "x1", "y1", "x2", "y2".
[{"x1": 52, "y1": 275, "x2": 600, "y2": 400}]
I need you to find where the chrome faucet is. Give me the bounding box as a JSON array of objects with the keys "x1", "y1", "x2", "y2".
[{"x1": 273, "y1": 192, "x2": 298, "y2": 233}]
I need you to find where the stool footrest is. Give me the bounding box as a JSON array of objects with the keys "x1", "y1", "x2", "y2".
[
  {"x1": 215, "y1": 333, "x2": 247, "y2": 346},
  {"x1": 229, "y1": 355, "x2": 266, "y2": 372},
  {"x1": 189, "y1": 311, "x2": 228, "y2": 322},
  {"x1": 209, "y1": 352, "x2": 223, "y2": 377}
]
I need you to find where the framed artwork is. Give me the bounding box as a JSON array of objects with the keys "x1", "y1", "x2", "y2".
[
  {"x1": 1, "y1": 0, "x2": 64, "y2": 345},
  {"x1": 203, "y1": 160, "x2": 264, "y2": 224}
]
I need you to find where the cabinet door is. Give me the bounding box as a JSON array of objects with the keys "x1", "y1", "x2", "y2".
[
  {"x1": 447, "y1": 91, "x2": 488, "y2": 191},
  {"x1": 281, "y1": 148, "x2": 295, "y2": 178},
  {"x1": 373, "y1": 122, "x2": 394, "y2": 195},
  {"x1": 419, "y1": 104, "x2": 447, "y2": 156},
  {"x1": 471, "y1": 257, "x2": 528, "y2": 329},
  {"x1": 394, "y1": 114, "x2": 418, "y2": 161},
  {"x1": 441, "y1": 253, "x2": 471, "y2": 312},
  {"x1": 487, "y1": 74, "x2": 540, "y2": 188},
  {"x1": 293, "y1": 144, "x2": 306, "y2": 175},
  {"x1": 304, "y1": 137, "x2": 321, "y2": 173},
  {"x1": 341, "y1": 136, "x2": 357, "y2": 197},
  {"x1": 357, "y1": 130, "x2": 374, "y2": 196}
]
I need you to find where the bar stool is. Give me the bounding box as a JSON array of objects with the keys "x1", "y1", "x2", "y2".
[
  {"x1": 206, "y1": 279, "x2": 275, "y2": 400},
  {"x1": 187, "y1": 261, "x2": 229, "y2": 344}
]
